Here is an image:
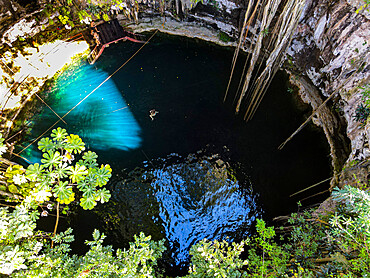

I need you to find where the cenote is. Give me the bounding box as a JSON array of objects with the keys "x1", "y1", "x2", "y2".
[{"x1": 19, "y1": 33, "x2": 331, "y2": 274}]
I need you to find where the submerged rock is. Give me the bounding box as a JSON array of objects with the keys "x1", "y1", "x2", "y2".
[{"x1": 110, "y1": 151, "x2": 261, "y2": 268}]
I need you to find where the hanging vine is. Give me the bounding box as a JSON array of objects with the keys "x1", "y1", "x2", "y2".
[{"x1": 225, "y1": 0, "x2": 306, "y2": 121}]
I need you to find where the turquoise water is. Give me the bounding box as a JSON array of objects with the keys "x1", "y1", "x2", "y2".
[
  {"x1": 20, "y1": 34, "x2": 330, "y2": 273},
  {"x1": 22, "y1": 61, "x2": 142, "y2": 163}
]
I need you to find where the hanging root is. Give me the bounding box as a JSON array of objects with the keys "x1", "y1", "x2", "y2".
[
  {"x1": 224, "y1": 0, "x2": 255, "y2": 102},
  {"x1": 235, "y1": 0, "x2": 282, "y2": 114},
  {"x1": 226, "y1": 0, "x2": 306, "y2": 121},
  {"x1": 244, "y1": 0, "x2": 306, "y2": 121}
]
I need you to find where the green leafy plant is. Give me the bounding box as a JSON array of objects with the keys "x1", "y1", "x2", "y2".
[
  {"x1": 329, "y1": 185, "x2": 370, "y2": 276},
  {"x1": 0, "y1": 129, "x2": 166, "y2": 277},
  {"x1": 102, "y1": 13, "x2": 110, "y2": 21},
  {"x1": 0, "y1": 128, "x2": 113, "y2": 254},
  {"x1": 261, "y1": 28, "x2": 269, "y2": 37},
  {"x1": 190, "y1": 0, "x2": 204, "y2": 8},
  {"x1": 218, "y1": 31, "x2": 233, "y2": 43},
  {"x1": 78, "y1": 10, "x2": 92, "y2": 24},
  {"x1": 208, "y1": 0, "x2": 220, "y2": 9},
  {"x1": 356, "y1": 0, "x2": 369, "y2": 13},
  {"x1": 354, "y1": 103, "x2": 370, "y2": 124},
  {"x1": 2, "y1": 165, "x2": 34, "y2": 196},
  {"x1": 25, "y1": 127, "x2": 112, "y2": 210},
  {"x1": 361, "y1": 85, "x2": 370, "y2": 106},
  {"x1": 0, "y1": 205, "x2": 40, "y2": 275},
  {"x1": 0, "y1": 133, "x2": 7, "y2": 156},
  {"x1": 354, "y1": 85, "x2": 370, "y2": 124},
  {"x1": 287, "y1": 211, "x2": 327, "y2": 267},
  {"x1": 246, "y1": 219, "x2": 289, "y2": 277},
  {"x1": 1, "y1": 202, "x2": 166, "y2": 277},
  {"x1": 186, "y1": 238, "x2": 249, "y2": 277}
]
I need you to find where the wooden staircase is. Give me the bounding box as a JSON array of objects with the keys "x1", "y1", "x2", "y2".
[{"x1": 87, "y1": 19, "x2": 144, "y2": 64}]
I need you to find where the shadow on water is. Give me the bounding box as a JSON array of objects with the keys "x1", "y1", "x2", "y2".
[{"x1": 19, "y1": 33, "x2": 331, "y2": 274}]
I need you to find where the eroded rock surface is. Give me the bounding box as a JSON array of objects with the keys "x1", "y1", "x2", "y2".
[
  {"x1": 287, "y1": 0, "x2": 369, "y2": 185},
  {"x1": 1, "y1": 0, "x2": 369, "y2": 187}
]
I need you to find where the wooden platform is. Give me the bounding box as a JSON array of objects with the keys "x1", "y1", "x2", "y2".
[{"x1": 87, "y1": 19, "x2": 144, "y2": 64}]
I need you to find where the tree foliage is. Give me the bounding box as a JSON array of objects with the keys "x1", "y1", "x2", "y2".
[
  {"x1": 0, "y1": 202, "x2": 166, "y2": 277},
  {"x1": 9, "y1": 228, "x2": 166, "y2": 278},
  {"x1": 23, "y1": 127, "x2": 113, "y2": 210},
  {"x1": 186, "y1": 238, "x2": 248, "y2": 278},
  {"x1": 1, "y1": 130, "x2": 370, "y2": 277},
  {"x1": 0, "y1": 129, "x2": 166, "y2": 277}
]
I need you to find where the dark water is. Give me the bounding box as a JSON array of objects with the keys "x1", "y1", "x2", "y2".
[{"x1": 20, "y1": 33, "x2": 330, "y2": 274}]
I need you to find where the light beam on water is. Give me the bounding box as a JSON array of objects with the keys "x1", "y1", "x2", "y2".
[
  {"x1": 24, "y1": 61, "x2": 142, "y2": 162},
  {"x1": 19, "y1": 36, "x2": 330, "y2": 272}
]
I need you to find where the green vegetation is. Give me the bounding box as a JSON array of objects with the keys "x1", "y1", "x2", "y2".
[
  {"x1": 261, "y1": 28, "x2": 269, "y2": 37},
  {"x1": 354, "y1": 86, "x2": 370, "y2": 124},
  {"x1": 14, "y1": 127, "x2": 112, "y2": 210},
  {"x1": 190, "y1": 0, "x2": 204, "y2": 8},
  {"x1": 1, "y1": 130, "x2": 370, "y2": 277},
  {"x1": 41, "y1": 0, "x2": 134, "y2": 29},
  {"x1": 186, "y1": 187, "x2": 370, "y2": 277},
  {"x1": 218, "y1": 31, "x2": 233, "y2": 43},
  {"x1": 354, "y1": 103, "x2": 370, "y2": 124},
  {"x1": 186, "y1": 238, "x2": 248, "y2": 277},
  {"x1": 356, "y1": 0, "x2": 370, "y2": 13},
  {"x1": 0, "y1": 129, "x2": 165, "y2": 277}
]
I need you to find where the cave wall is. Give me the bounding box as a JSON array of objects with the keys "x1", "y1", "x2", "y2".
[
  {"x1": 133, "y1": 0, "x2": 370, "y2": 185},
  {"x1": 1, "y1": 0, "x2": 369, "y2": 187},
  {"x1": 165, "y1": 0, "x2": 370, "y2": 185},
  {"x1": 285, "y1": 0, "x2": 370, "y2": 186}
]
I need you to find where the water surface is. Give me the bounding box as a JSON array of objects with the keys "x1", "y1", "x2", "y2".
[{"x1": 20, "y1": 33, "x2": 331, "y2": 272}]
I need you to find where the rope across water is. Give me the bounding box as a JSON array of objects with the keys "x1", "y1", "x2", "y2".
[{"x1": 16, "y1": 30, "x2": 159, "y2": 156}]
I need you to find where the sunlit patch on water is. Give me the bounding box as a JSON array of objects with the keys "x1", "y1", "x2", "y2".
[
  {"x1": 20, "y1": 61, "x2": 142, "y2": 163},
  {"x1": 16, "y1": 36, "x2": 330, "y2": 274},
  {"x1": 111, "y1": 151, "x2": 261, "y2": 268}
]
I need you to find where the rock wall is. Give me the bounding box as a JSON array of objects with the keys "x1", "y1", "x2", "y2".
[
  {"x1": 124, "y1": 0, "x2": 242, "y2": 45},
  {"x1": 145, "y1": 0, "x2": 370, "y2": 186},
  {"x1": 131, "y1": 0, "x2": 370, "y2": 186},
  {"x1": 1, "y1": 0, "x2": 369, "y2": 187},
  {"x1": 286, "y1": 0, "x2": 370, "y2": 186}
]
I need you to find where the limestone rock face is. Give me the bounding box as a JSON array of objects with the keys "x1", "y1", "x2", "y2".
[
  {"x1": 132, "y1": 0, "x2": 241, "y2": 40},
  {"x1": 288, "y1": 75, "x2": 350, "y2": 174},
  {"x1": 164, "y1": 0, "x2": 370, "y2": 184},
  {"x1": 287, "y1": 0, "x2": 370, "y2": 175},
  {"x1": 1, "y1": 0, "x2": 369, "y2": 186}
]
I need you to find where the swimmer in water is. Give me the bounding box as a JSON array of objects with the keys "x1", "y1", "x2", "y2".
[{"x1": 149, "y1": 109, "x2": 159, "y2": 120}]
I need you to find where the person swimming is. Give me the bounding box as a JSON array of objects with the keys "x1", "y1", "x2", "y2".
[{"x1": 149, "y1": 109, "x2": 159, "y2": 120}]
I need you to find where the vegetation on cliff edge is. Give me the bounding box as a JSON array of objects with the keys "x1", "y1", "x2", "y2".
[{"x1": 0, "y1": 130, "x2": 369, "y2": 277}]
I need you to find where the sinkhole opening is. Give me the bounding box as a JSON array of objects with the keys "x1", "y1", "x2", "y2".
[{"x1": 17, "y1": 33, "x2": 331, "y2": 274}]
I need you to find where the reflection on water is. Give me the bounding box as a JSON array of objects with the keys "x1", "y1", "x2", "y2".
[
  {"x1": 111, "y1": 151, "x2": 261, "y2": 268},
  {"x1": 20, "y1": 35, "x2": 331, "y2": 273},
  {"x1": 22, "y1": 61, "x2": 141, "y2": 163}
]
